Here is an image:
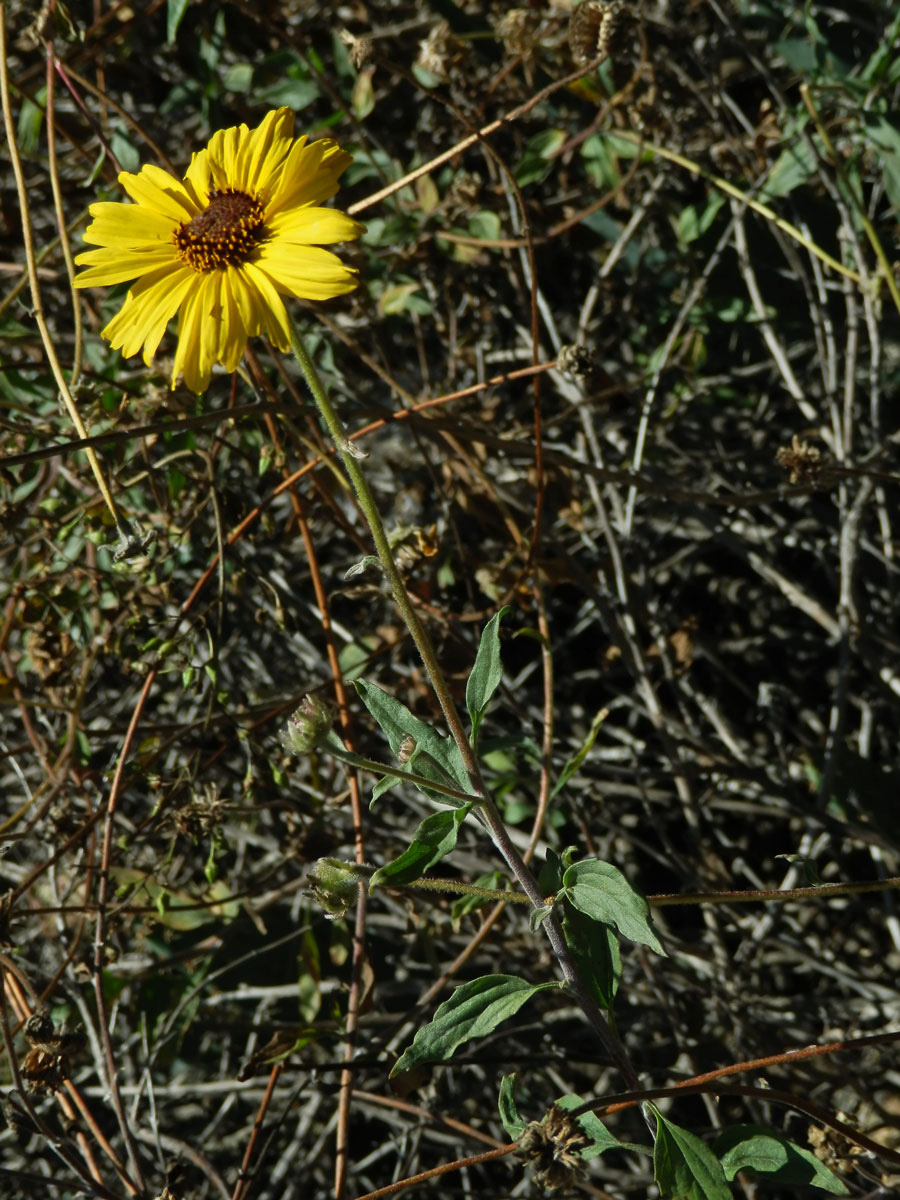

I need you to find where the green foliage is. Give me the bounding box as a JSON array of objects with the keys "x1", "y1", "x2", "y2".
[
  {"x1": 498, "y1": 1072, "x2": 527, "y2": 1139},
  {"x1": 714, "y1": 1126, "x2": 849, "y2": 1194},
  {"x1": 166, "y1": 0, "x2": 191, "y2": 44},
  {"x1": 562, "y1": 859, "x2": 665, "y2": 956},
  {"x1": 650, "y1": 1106, "x2": 732, "y2": 1200},
  {"x1": 466, "y1": 606, "x2": 509, "y2": 747},
  {"x1": 354, "y1": 678, "x2": 471, "y2": 803},
  {"x1": 392, "y1": 976, "x2": 561, "y2": 1075},
  {"x1": 556, "y1": 1094, "x2": 626, "y2": 1159},
  {"x1": 369, "y1": 804, "x2": 475, "y2": 889}
]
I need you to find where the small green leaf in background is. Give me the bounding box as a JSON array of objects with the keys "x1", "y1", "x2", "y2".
[
  {"x1": 562, "y1": 859, "x2": 665, "y2": 955},
  {"x1": 378, "y1": 282, "x2": 424, "y2": 316},
  {"x1": 392, "y1": 975, "x2": 561, "y2": 1075},
  {"x1": 352, "y1": 65, "x2": 375, "y2": 120},
  {"x1": 369, "y1": 803, "x2": 474, "y2": 889},
  {"x1": 354, "y1": 678, "x2": 470, "y2": 800},
  {"x1": 108, "y1": 869, "x2": 238, "y2": 931},
  {"x1": 466, "y1": 606, "x2": 509, "y2": 747},
  {"x1": 467, "y1": 210, "x2": 502, "y2": 242},
  {"x1": 552, "y1": 707, "x2": 608, "y2": 799},
  {"x1": 498, "y1": 1073, "x2": 527, "y2": 1139},
  {"x1": 774, "y1": 853, "x2": 824, "y2": 886},
  {"x1": 676, "y1": 192, "x2": 726, "y2": 247},
  {"x1": 651, "y1": 1105, "x2": 732, "y2": 1200},
  {"x1": 863, "y1": 115, "x2": 900, "y2": 216},
  {"x1": 167, "y1": 0, "x2": 191, "y2": 44},
  {"x1": 416, "y1": 172, "x2": 440, "y2": 213},
  {"x1": 515, "y1": 128, "x2": 566, "y2": 187},
  {"x1": 714, "y1": 1125, "x2": 849, "y2": 1195},
  {"x1": 759, "y1": 129, "x2": 817, "y2": 202},
  {"x1": 16, "y1": 88, "x2": 46, "y2": 155}
]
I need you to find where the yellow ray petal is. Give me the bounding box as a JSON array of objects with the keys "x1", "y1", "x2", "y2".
[
  {"x1": 256, "y1": 244, "x2": 359, "y2": 300},
  {"x1": 82, "y1": 202, "x2": 176, "y2": 247},
  {"x1": 119, "y1": 168, "x2": 196, "y2": 222},
  {"x1": 266, "y1": 138, "x2": 353, "y2": 212},
  {"x1": 73, "y1": 246, "x2": 177, "y2": 287},
  {"x1": 101, "y1": 264, "x2": 193, "y2": 358},
  {"x1": 241, "y1": 261, "x2": 291, "y2": 349},
  {"x1": 267, "y1": 207, "x2": 364, "y2": 245}
]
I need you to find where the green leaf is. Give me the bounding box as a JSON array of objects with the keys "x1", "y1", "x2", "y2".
[
  {"x1": 369, "y1": 804, "x2": 474, "y2": 889},
  {"x1": 466, "y1": 607, "x2": 509, "y2": 746},
  {"x1": 538, "y1": 847, "x2": 565, "y2": 895},
  {"x1": 498, "y1": 1073, "x2": 527, "y2": 1139},
  {"x1": 759, "y1": 136, "x2": 817, "y2": 202},
  {"x1": 467, "y1": 211, "x2": 502, "y2": 241},
  {"x1": 651, "y1": 1105, "x2": 731, "y2": 1200},
  {"x1": 714, "y1": 1125, "x2": 849, "y2": 1194},
  {"x1": 378, "y1": 282, "x2": 424, "y2": 316},
  {"x1": 354, "y1": 678, "x2": 470, "y2": 801},
  {"x1": 562, "y1": 859, "x2": 665, "y2": 955},
  {"x1": 556, "y1": 1094, "x2": 623, "y2": 1159},
  {"x1": 676, "y1": 193, "x2": 726, "y2": 246},
  {"x1": 515, "y1": 129, "x2": 566, "y2": 186},
  {"x1": 392, "y1": 975, "x2": 561, "y2": 1075},
  {"x1": 166, "y1": 0, "x2": 191, "y2": 44},
  {"x1": 864, "y1": 115, "x2": 900, "y2": 215},
  {"x1": 17, "y1": 88, "x2": 45, "y2": 155},
  {"x1": 562, "y1": 905, "x2": 621, "y2": 1010}
]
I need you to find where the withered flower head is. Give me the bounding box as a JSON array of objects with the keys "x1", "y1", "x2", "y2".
[
  {"x1": 20, "y1": 1011, "x2": 83, "y2": 1094},
  {"x1": 417, "y1": 19, "x2": 465, "y2": 79},
  {"x1": 776, "y1": 435, "x2": 824, "y2": 486},
  {"x1": 568, "y1": 0, "x2": 628, "y2": 68},
  {"x1": 515, "y1": 1103, "x2": 589, "y2": 1190}
]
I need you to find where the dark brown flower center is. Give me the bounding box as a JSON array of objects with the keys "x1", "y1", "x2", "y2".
[{"x1": 174, "y1": 189, "x2": 265, "y2": 272}]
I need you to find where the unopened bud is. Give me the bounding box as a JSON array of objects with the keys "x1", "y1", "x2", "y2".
[
  {"x1": 280, "y1": 695, "x2": 333, "y2": 755},
  {"x1": 307, "y1": 858, "x2": 365, "y2": 919}
]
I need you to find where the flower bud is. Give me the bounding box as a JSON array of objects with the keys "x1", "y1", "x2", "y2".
[
  {"x1": 280, "y1": 695, "x2": 333, "y2": 755},
  {"x1": 307, "y1": 858, "x2": 364, "y2": 919}
]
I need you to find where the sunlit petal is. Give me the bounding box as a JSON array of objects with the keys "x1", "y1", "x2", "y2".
[{"x1": 256, "y1": 244, "x2": 359, "y2": 300}]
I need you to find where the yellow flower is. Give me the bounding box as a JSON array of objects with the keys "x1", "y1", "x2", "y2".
[{"x1": 74, "y1": 108, "x2": 364, "y2": 393}]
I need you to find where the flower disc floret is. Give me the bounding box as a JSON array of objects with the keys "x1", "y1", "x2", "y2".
[
  {"x1": 74, "y1": 107, "x2": 364, "y2": 393},
  {"x1": 174, "y1": 189, "x2": 266, "y2": 271}
]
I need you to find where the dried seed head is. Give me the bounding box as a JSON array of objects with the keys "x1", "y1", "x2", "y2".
[
  {"x1": 557, "y1": 342, "x2": 596, "y2": 380},
  {"x1": 339, "y1": 28, "x2": 374, "y2": 70},
  {"x1": 568, "y1": 0, "x2": 627, "y2": 68},
  {"x1": 417, "y1": 19, "x2": 465, "y2": 79},
  {"x1": 495, "y1": 8, "x2": 540, "y2": 57},
  {"x1": 20, "y1": 1012, "x2": 82, "y2": 1094},
  {"x1": 776, "y1": 435, "x2": 823, "y2": 486},
  {"x1": 515, "y1": 1103, "x2": 589, "y2": 1190}
]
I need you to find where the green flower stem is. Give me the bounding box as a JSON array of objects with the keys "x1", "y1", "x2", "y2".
[
  {"x1": 291, "y1": 326, "x2": 638, "y2": 1088},
  {"x1": 291, "y1": 326, "x2": 476, "y2": 779}
]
